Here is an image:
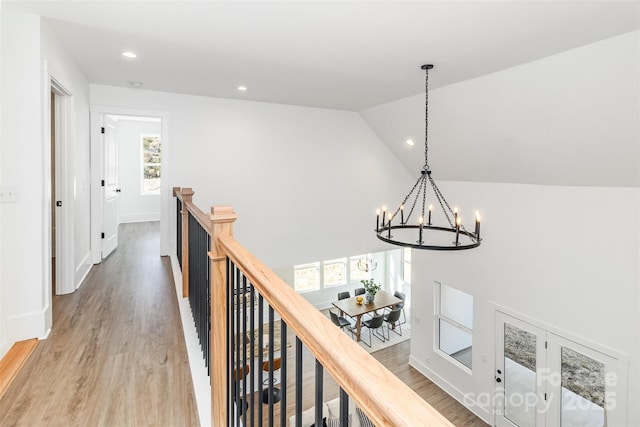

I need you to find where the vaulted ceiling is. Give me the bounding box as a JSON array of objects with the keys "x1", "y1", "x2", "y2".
[{"x1": 8, "y1": 1, "x2": 640, "y2": 111}]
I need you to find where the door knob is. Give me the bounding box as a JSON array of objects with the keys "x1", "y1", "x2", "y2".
[
  {"x1": 496, "y1": 377, "x2": 502, "y2": 383},
  {"x1": 115, "y1": 188, "x2": 122, "y2": 193}
]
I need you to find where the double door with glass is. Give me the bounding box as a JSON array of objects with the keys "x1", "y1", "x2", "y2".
[{"x1": 495, "y1": 312, "x2": 626, "y2": 427}]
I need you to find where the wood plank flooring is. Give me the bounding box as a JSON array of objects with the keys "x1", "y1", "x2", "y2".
[
  {"x1": 0, "y1": 221, "x2": 486, "y2": 427},
  {"x1": 240, "y1": 334, "x2": 488, "y2": 427},
  {"x1": 0, "y1": 222, "x2": 199, "y2": 427}
]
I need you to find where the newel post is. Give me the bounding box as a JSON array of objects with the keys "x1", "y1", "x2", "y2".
[
  {"x1": 209, "y1": 205, "x2": 237, "y2": 427},
  {"x1": 180, "y1": 188, "x2": 194, "y2": 298}
]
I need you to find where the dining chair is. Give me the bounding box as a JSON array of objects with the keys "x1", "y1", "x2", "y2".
[
  {"x1": 361, "y1": 314, "x2": 386, "y2": 347},
  {"x1": 329, "y1": 310, "x2": 354, "y2": 338},
  {"x1": 383, "y1": 307, "x2": 403, "y2": 339},
  {"x1": 337, "y1": 291, "x2": 350, "y2": 300},
  {"x1": 354, "y1": 287, "x2": 365, "y2": 296},
  {"x1": 393, "y1": 291, "x2": 407, "y2": 324}
]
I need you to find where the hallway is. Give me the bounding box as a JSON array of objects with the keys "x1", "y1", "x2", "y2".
[{"x1": 0, "y1": 222, "x2": 199, "y2": 427}]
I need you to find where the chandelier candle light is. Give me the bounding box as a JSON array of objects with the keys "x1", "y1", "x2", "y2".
[{"x1": 375, "y1": 64, "x2": 483, "y2": 250}]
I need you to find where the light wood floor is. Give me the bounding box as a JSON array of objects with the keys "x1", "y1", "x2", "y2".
[
  {"x1": 240, "y1": 333, "x2": 487, "y2": 427},
  {"x1": 0, "y1": 222, "x2": 486, "y2": 427},
  {"x1": 0, "y1": 222, "x2": 199, "y2": 427}
]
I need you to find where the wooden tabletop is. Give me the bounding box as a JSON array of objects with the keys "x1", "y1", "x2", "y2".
[{"x1": 332, "y1": 290, "x2": 402, "y2": 318}]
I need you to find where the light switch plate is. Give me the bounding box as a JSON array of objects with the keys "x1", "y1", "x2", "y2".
[{"x1": 0, "y1": 186, "x2": 19, "y2": 203}]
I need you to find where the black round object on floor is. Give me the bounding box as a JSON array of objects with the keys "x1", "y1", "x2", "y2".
[{"x1": 261, "y1": 387, "x2": 281, "y2": 404}]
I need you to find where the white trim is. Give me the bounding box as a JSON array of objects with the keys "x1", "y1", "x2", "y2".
[
  {"x1": 6, "y1": 310, "x2": 48, "y2": 342},
  {"x1": 119, "y1": 213, "x2": 161, "y2": 223},
  {"x1": 169, "y1": 253, "x2": 211, "y2": 427},
  {"x1": 490, "y1": 303, "x2": 630, "y2": 362},
  {"x1": 409, "y1": 355, "x2": 492, "y2": 424},
  {"x1": 90, "y1": 106, "x2": 170, "y2": 259},
  {"x1": 74, "y1": 251, "x2": 93, "y2": 289},
  {"x1": 0, "y1": 340, "x2": 10, "y2": 362}
]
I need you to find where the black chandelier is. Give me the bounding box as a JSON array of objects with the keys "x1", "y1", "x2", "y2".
[{"x1": 375, "y1": 64, "x2": 482, "y2": 251}]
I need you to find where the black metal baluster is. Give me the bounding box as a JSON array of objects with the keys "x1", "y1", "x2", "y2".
[
  {"x1": 176, "y1": 199, "x2": 182, "y2": 269},
  {"x1": 280, "y1": 321, "x2": 287, "y2": 427},
  {"x1": 226, "y1": 258, "x2": 232, "y2": 427},
  {"x1": 295, "y1": 338, "x2": 302, "y2": 427},
  {"x1": 235, "y1": 265, "x2": 242, "y2": 423},
  {"x1": 249, "y1": 284, "x2": 256, "y2": 427},
  {"x1": 258, "y1": 295, "x2": 264, "y2": 425},
  {"x1": 339, "y1": 388, "x2": 349, "y2": 426},
  {"x1": 315, "y1": 360, "x2": 323, "y2": 427},
  {"x1": 242, "y1": 275, "x2": 248, "y2": 427},
  {"x1": 268, "y1": 306, "x2": 275, "y2": 427}
]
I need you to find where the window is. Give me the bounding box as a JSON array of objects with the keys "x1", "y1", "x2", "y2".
[
  {"x1": 294, "y1": 262, "x2": 320, "y2": 292},
  {"x1": 141, "y1": 134, "x2": 161, "y2": 194},
  {"x1": 436, "y1": 282, "x2": 473, "y2": 370},
  {"x1": 402, "y1": 248, "x2": 411, "y2": 284},
  {"x1": 323, "y1": 258, "x2": 347, "y2": 287}
]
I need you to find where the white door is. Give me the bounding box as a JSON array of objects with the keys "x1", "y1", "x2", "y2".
[
  {"x1": 495, "y1": 312, "x2": 547, "y2": 427},
  {"x1": 496, "y1": 312, "x2": 626, "y2": 427},
  {"x1": 546, "y1": 335, "x2": 622, "y2": 427},
  {"x1": 101, "y1": 115, "x2": 119, "y2": 258}
]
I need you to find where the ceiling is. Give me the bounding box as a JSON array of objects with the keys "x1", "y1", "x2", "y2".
[{"x1": 7, "y1": 1, "x2": 640, "y2": 111}]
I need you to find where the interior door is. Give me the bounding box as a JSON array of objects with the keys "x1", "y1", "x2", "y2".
[
  {"x1": 495, "y1": 312, "x2": 547, "y2": 427},
  {"x1": 101, "y1": 115, "x2": 119, "y2": 258}
]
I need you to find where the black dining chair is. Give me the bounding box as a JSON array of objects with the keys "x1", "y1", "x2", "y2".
[
  {"x1": 330, "y1": 310, "x2": 354, "y2": 338},
  {"x1": 337, "y1": 291, "x2": 350, "y2": 300},
  {"x1": 393, "y1": 291, "x2": 407, "y2": 324},
  {"x1": 354, "y1": 287, "x2": 365, "y2": 296},
  {"x1": 361, "y1": 314, "x2": 386, "y2": 347},
  {"x1": 383, "y1": 307, "x2": 403, "y2": 339}
]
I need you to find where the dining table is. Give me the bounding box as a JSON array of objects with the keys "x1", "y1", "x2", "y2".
[{"x1": 331, "y1": 290, "x2": 402, "y2": 342}]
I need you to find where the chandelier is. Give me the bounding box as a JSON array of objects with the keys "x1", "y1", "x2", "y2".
[{"x1": 375, "y1": 64, "x2": 482, "y2": 251}]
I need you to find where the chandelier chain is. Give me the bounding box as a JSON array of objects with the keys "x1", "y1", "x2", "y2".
[
  {"x1": 405, "y1": 175, "x2": 426, "y2": 223},
  {"x1": 424, "y1": 66, "x2": 430, "y2": 171}
]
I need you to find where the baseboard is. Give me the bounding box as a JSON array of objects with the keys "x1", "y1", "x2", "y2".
[
  {"x1": 408, "y1": 355, "x2": 492, "y2": 424},
  {"x1": 119, "y1": 213, "x2": 160, "y2": 223},
  {"x1": 169, "y1": 253, "x2": 212, "y2": 427},
  {"x1": 0, "y1": 339, "x2": 10, "y2": 362},
  {"x1": 75, "y1": 252, "x2": 93, "y2": 289},
  {"x1": 6, "y1": 311, "x2": 47, "y2": 343}
]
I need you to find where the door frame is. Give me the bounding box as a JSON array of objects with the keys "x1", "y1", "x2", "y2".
[
  {"x1": 90, "y1": 106, "x2": 170, "y2": 264},
  {"x1": 46, "y1": 75, "x2": 75, "y2": 298}
]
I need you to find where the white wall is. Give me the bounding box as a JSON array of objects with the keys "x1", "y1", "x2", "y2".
[
  {"x1": 40, "y1": 19, "x2": 92, "y2": 292},
  {"x1": 0, "y1": 9, "x2": 90, "y2": 359},
  {"x1": 361, "y1": 30, "x2": 640, "y2": 188},
  {"x1": 409, "y1": 182, "x2": 639, "y2": 425},
  {"x1": 90, "y1": 85, "x2": 414, "y2": 271},
  {"x1": 115, "y1": 118, "x2": 161, "y2": 223},
  {"x1": 0, "y1": 10, "x2": 45, "y2": 354}
]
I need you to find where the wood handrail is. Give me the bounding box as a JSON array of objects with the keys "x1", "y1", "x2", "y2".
[
  {"x1": 173, "y1": 187, "x2": 454, "y2": 426},
  {"x1": 217, "y1": 232, "x2": 454, "y2": 427}
]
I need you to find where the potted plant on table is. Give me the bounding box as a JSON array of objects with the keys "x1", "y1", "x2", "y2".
[{"x1": 361, "y1": 278, "x2": 381, "y2": 304}]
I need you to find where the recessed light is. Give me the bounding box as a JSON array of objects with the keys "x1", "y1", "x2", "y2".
[
  {"x1": 237, "y1": 86, "x2": 247, "y2": 92},
  {"x1": 406, "y1": 139, "x2": 415, "y2": 146},
  {"x1": 122, "y1": 51, "x2": 137, "y2": 58}
]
